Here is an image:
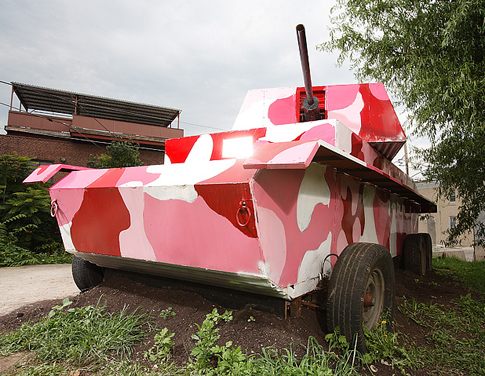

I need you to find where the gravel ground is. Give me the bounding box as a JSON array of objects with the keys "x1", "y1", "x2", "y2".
[{"x1": 0, "y1": 264, "x2": 79, "y2": 316}]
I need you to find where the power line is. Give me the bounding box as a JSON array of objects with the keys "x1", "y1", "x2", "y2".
[
  {"x1": 180, "y1": 121, "x2": 226, "y2": 131},
  {"x1": 0, "y1": 80, "x2": 231, "y2": 132},
  {"x1": 0, "y1": 100, "x2": 106, "y2": 152},
  {"x1": 1, "y1": 80, "x2": 228, "y2": 132},
  {"x1": 0, "y1": 80, "x2": 233, "y2": 165},
  {"x1": 0, "y1": 90, "x2": 167, "y2": 165},
  {"x1": 1, "y1": 80, "x2": 179, "y2": 126}
]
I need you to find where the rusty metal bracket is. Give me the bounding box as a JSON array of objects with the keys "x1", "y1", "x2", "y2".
[{"x1": 286, "y1": 297, "x2": 302, "y2": 318}]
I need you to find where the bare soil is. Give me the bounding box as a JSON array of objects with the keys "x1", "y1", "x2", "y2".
[{"x1": 0, "y1": 267, "x2": 481, "y2": 375}]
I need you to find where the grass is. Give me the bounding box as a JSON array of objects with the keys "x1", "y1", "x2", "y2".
[
  {"x1": 362, "y1": 319, "x2": 414, "y2": 373},
  {"x1": 1, "y1": 257, "x2": 484, "y2": 375},
  {"x1": 399, "y1": 293, "x2": 485, "y2": 375},
  {"x1": 0, "y1": 297, "x2": 153, "y2": 369},
  {"x1": 433, "y1": 256, "x2": 485, "y2": 293},
  {"x1": 397, "y1": 257, "x2": 485, "y2": 375},
  {"x1": 1, "y1": 305, "x2": 362, "y2": 376}
]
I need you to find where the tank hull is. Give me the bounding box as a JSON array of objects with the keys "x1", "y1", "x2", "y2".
[{"x1": 24, "y1": 88, "x2": 435, "y2": 301}]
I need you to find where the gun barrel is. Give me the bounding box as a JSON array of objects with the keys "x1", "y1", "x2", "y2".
[
  {"x1": 296, "y1": 24, "x2": 320, "y2": 121},
  {"x1": 296, "y1": 24, "x2": 314, "y2": 105}
]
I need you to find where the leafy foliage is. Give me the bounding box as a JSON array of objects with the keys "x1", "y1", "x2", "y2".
[
  {"x1": 0, "y1": 154, "x2": 64, "y2": 264},
  {"x1": 87, "y1": 140, "x2": 143, "y2": 168},
  {"x1": 159, "y1": 306, "x2": 176, "y2": 319},
  {"x1": 0, "y1": 215, "x2": 39, "y2": 266},
  {"x1": 1, "y1": 185, "x2": 60, "y2": 250},
  {"x1": 188, "y1": 309, "x2": 360, "y2": 376},
  {"x1": 0, "y1": 153, "x2": 32, "y2": 203},
  {"x1": 189, "y1": 308, "x2": 235, "y2": 371},
  {"x1": 325, "y1": 327, "x2": 350, "y2": 352},
  {"x1": 320, "y1": 0, "x2": 485, "y2": 245},
  {"x1": 144, "y1": 328, "x2": 175, "y2": 363}
]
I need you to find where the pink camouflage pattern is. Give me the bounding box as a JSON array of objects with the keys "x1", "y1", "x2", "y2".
[{"x1": 25, "y1": 83, "x2": 434, "y2": 300}]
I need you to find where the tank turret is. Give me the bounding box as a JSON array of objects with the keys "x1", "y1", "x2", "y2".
[{"x1": 296, "y1": 24, "x2": 321, "y2": 122}]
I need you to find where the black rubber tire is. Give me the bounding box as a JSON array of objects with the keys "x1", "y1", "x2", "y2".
[
  {"x1": 422, "y1": 233, "x2": 433, "y2": 271},
  {"x1": 72, "y1": 256, "x2": 104, "y2": 292},
  {"x1": 403, "y1": 234, "x2": 427, "y2": 276},
  {"x1": 326, "y1": 243, "x2": 395, "y2": 353}
]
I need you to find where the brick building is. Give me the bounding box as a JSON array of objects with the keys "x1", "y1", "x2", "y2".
[{"x1": 1, "y1": 82, "x2": 184, "y2": 167}]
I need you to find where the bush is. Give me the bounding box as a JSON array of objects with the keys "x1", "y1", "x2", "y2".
[
  {"x1": 87, "y1": 140, "x2": 143, "y2": 168},
  {"x1": 0, "y1": 153, "x2": 64, "y2": 266}
]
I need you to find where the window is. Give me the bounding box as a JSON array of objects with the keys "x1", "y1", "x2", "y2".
[
  {"x1": 28, "y1": 160, "x2": 54, "y2": 168},
  {"x1": 449, "y1": 216, "x2": 457, "y2": 230},
  {"x1": 28, "y1": 160, "x2": 54, "y2": 183},
  {"x1": 449, "y1": 191, "x2": 456, "y2": 202}
]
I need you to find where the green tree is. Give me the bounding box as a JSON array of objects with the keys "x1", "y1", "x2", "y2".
[
  {"x1": 0, "y1": 153, "x2": 31, "y2": 203},
  {"x1": 320, "y1": 0, "x2": 485, "y2": 245},
  {"x1": 0, "y1": 153, "x2": 62, "y2": 253},
  {"x1": 87, "y1": 140, "x2": 144, "y2": 168},
  {"x1": 2, "y1": 186, "x2": 60, "y2": 249}
]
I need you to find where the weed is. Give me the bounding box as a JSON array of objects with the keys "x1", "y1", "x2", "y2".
[
  {"x1": 158, "y1": 307, "x2": 176, "y2": 319},
  {"x1": 399, "y1": 296, "x2": 435, "y2": 327},
  {"x1": 363, "y1": 320, "x2": 414, "y2": 374},
  {"x1": 189, "y1": 308, "x2": 235, "y2": 371},
  {"x1": 144, "y1": 328, "x2": 175, "y2": 362},
  {"x1": 2, "y1": 305, "x2": 365, "y2": 376},
  {"x1": 188, "y1": 310, "x2": 362, "y2": 375},
  {"x1": 3, "y1": 256, "x2": 484, "y2": 376},
  {"x1": 325, "y1": 327, "x2": 350, "y2": 352}
]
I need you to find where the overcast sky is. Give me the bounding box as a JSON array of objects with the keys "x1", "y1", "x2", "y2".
[
  {"x1": 0, "y1": 1, "x2": 354, "y2": 132},
  {"x1": 0, "y1": 0, "x2": 424, "y2": 175}
]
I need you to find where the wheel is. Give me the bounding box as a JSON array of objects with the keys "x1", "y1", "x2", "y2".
[
  {"x1": 403, "y1": 234, "x2": 427, "y2": 276},
  {"x1": 326, "y1": 243, "x2": 395, "y2": 353},
  {"x1": 72, "y1": 256, "x2": 104, "y2": 291}
]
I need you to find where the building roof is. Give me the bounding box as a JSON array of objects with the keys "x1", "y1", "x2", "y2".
[
  {"x1": 416, "y1": 181, "x2": 440, "y2": 190},
  {"x1": 12, "y1": 82, "x2": 181, "y2": 128}
]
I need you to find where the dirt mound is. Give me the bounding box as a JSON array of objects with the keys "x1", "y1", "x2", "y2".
[
  {"x1": 71, "y1": 275, "x2": 326, "y2": 365},
  {"x1": 0, "y1": 267, "x2": 479, "y2": 374}
]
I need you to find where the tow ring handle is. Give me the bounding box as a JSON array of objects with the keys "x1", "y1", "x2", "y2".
[
  {"x1": 50, "y1": 200, "x2": 58, "y2": 218},
  {"x1": 236, "y1": 200, "x2": 251, "y2": 227}
]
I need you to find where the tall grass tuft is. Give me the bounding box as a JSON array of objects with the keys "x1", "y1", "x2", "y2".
[{"x1": 0, "y1": 297, "x2": 153, "y2": 367}]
